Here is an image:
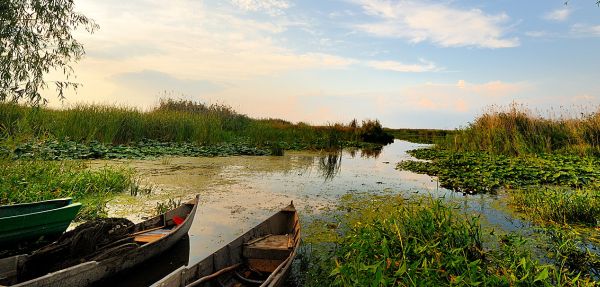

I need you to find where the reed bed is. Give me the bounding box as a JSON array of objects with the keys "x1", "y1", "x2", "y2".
[
  {"x1": 443, "y1": 104, "x2": 600, "y2": 156},
  {"x1": 0, "y1": 100, "x2": 393, "y2": 148}
]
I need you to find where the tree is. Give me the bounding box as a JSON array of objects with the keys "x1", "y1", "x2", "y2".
[{"x1": 0, "y1": 0, "x2": 97, "y2": 104}]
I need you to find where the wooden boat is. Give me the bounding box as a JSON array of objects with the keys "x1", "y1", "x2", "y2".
[
  {"x1": 153, "y1": 202, "x2": 300, "y2": 287},
  {"x1": 0, "y1": 195, "x2": 199, "y2": 287},
  {"x1": 0, "y1": 198, "x2": 82, "y2": 246}
]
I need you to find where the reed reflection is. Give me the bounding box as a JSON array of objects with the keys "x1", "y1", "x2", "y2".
[{"x1": 318, "y1": 150, "x2": 342, "y2": 181}]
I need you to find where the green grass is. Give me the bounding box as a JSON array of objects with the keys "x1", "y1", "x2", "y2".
[
  {"x1": 299, "y1": 194, "x2": 598, "y2": 286},
  {"x1": 510, "y1": 187, "x2": 600, "y2": 226},
  {"x1": 0, "y1": 159, "x2": 134, "y2": 220}
]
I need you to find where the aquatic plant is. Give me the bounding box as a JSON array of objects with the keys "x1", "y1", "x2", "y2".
[
  {"x1": 299, "y1": 194, "x2": 598, "y2": 286},
  {"x1": 397, "y1": 148, "x2": 600, "y2": 194},
  {"x1": 510, "y1": 187, "x2": 600, "y2": 226}
]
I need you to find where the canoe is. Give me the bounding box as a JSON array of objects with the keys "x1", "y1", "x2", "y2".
[
  {"x1": 153, "y1": 202, "x2": 300, "y2": 287},
  {"x1": 0, "y1": 195, "x2": 199, "y2": 287},
  {"x1": 0, "y1": 198, "x2": 82, "y2": 246}
]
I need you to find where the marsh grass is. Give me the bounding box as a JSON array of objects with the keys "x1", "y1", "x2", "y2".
[
  {"x1": 0, "y1": 100, "x2": 393, "y2": 150},
  {"x1": 511, "y1": 187, "x2": 600, "y2": 226},
  {"x1": 0, "y1": 159, "x2": 134, "y2": 220},
  {"x1": 386, "y1": 128, "x2": 455, "y2": 144},
  {"x1": 444, "y1": 104, "x2": 600, "y2": 156},
  {"x1": 299, "y1": 194, "x2": 597, "y2": 286}
]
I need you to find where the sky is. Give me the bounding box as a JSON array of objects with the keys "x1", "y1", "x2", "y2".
[{"x1": 46, "y1": 0, "x2": 600, "y2": 129}]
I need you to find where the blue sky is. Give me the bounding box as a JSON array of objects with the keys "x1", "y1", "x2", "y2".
[{"x1": 52, "y1": 0, "x2": 600, "y2": 128}]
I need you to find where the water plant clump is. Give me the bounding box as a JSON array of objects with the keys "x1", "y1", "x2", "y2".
[
  {"x1": 0, "y1": 160, "x2": 135, "y2": 220},
  {"x1": 397, "y1": 148, "x2": 600, "y2": 194},
  {"x1": 299, "y1": 194, "x2": 598, "y2": 286},
  {"x1": 510, "y1": 187, "x2": 600, "y2": 226}
]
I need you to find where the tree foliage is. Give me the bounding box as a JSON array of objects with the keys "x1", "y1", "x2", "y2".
[{"x1": 0, "y1": 0, "x2": 97, "y2": 104}]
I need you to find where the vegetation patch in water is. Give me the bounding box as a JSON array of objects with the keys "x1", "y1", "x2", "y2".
[
  {"x1": 298, "y1": 194, "x2": 598, "y2": 286},
  {"x1": 397, "y1": 148, "x2": 600, "y2": 194},
  {"x1": 510, "y1": 187, "x2": 600, "y2": 227},
  {"x1": 0, "y1": 160, "x2": 135, "y2": 220}
]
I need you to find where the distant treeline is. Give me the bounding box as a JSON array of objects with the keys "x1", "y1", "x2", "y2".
[
  {"x1": 0, "y1": 99, "x2": 394, "y2": 148},
  {"x1": 385, "y1": 128, "x2": 455, "y2": 144}
]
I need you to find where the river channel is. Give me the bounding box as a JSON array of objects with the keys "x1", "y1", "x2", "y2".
[{"x1": 91, "y1": 140, "x2": 528, "y2": 286}]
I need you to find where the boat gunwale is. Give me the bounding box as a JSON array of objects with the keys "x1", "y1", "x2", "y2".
[
  {"x1": 152, "y1": 202, "x2": 299, "y2": 287},
  {"x1": 4, "y1": 195, "x2": 199, "y2": 287},
  {"x1": 0, "y1": 202, "x2": 82, "y2": 221}
]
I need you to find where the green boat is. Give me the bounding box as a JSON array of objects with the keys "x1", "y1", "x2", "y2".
[{"x1": 0, "y1": 198, "x2": 82, "y2": 246}]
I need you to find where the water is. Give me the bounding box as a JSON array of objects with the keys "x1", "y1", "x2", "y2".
[{"x1": 93, "y1": 140, "x2": 531, "y2": 286}]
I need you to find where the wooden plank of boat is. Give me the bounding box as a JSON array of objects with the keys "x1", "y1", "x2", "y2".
[
  {"x1": 0, "y1": 195, "x2": 199, "y2": 287},
  {"x1": 0, "y1": 198, "x2": 82, "y2": 246},
  {"x1": 152, "y1": 201, "x2": 300, "y2": 287}
]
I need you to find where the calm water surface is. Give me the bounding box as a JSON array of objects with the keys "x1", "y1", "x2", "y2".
[{"x1": 95, "y1": 140, "x2": 529, "y2": 286}]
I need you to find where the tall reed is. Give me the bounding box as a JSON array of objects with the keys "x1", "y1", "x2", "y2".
[
  {"x1": 443, "y1": 104, "x2": 600, "y2": 156},
  {"x1": 0, "y1": 100, "x2": 394, "y2": 147}
]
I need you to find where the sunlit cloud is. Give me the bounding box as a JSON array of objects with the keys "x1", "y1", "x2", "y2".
[
  {"x1": 352, "y1": 0, "x2": 519, "y2": 48},
  {"x1": 367, "y1": 59, "x2": 440, "y2": 72},
  {"x1": 544, "y1": 8, "x2": 571, "y2": 22}
]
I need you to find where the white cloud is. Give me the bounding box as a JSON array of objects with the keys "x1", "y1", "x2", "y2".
[
  {"x1": 353, "y1": 0, "x2": 519, "y2": 48},
  {"x1": 571, "y1": 23, "x2": 600, "y2": 37},
  {"x1": 544, "y1": 8, "x2": 571, "y2": 22},
  {"x1": 367, "y1": 58, "x2": 440, "y2": 72},
  {"x1": 232, "y1": 0, "x2": 290, "y2": 16}
]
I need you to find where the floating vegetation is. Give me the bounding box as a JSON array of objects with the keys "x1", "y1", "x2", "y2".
[{"x1": 397, "y1": 148, "x2": 600, "y2": 194}]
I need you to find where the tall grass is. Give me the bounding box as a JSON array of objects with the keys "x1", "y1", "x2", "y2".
[
  {"x1": 443, "y1": 104, "x2": 600, "y2": 156},
  {"x1": 0, "y1": 99, "x2": 393, "y2": 147},
  {"x1": 511, "y1": 187, "x2": 600, "y2": 226}
]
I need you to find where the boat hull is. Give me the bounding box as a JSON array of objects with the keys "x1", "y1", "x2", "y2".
[
  {"x1": 153, "y1": 202, "x2": 300, "y2": 287},
  {"x1": 0, "y1": 196, "x2": 198, "y2": 287},
  {"x1": 0, "y1": 198, "x2": 81, "y2": 245}
]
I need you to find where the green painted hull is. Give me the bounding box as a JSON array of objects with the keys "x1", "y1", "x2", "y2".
[{"x1": 0, "y1": 198, "x2": 82, "y2": 245}]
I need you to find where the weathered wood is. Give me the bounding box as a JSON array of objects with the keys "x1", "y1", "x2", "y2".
[
  {"x1": 187, "y1": 263, "x2": 241, "y2": 287},
  {"x1": 152, "y1": 201, "x2": 300, "y2": 287},
  {"x1": 247, "y1": 259, "x2": 283, "y2": 273},
  {"x1": 0, "y1": 196, "x2": 199, "y2": 287}
]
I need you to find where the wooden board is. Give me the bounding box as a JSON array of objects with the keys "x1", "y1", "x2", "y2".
[{"x1": 243, "y1": 234, "x2": 292, "y2": 260}]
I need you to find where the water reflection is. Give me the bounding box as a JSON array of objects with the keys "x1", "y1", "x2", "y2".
[
  {"x1": 318, "y1": 151, "x2": 342, "y2": 181},
  {"x1": 346, "y1": 146, "x2": 383, "y2": 159}
]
